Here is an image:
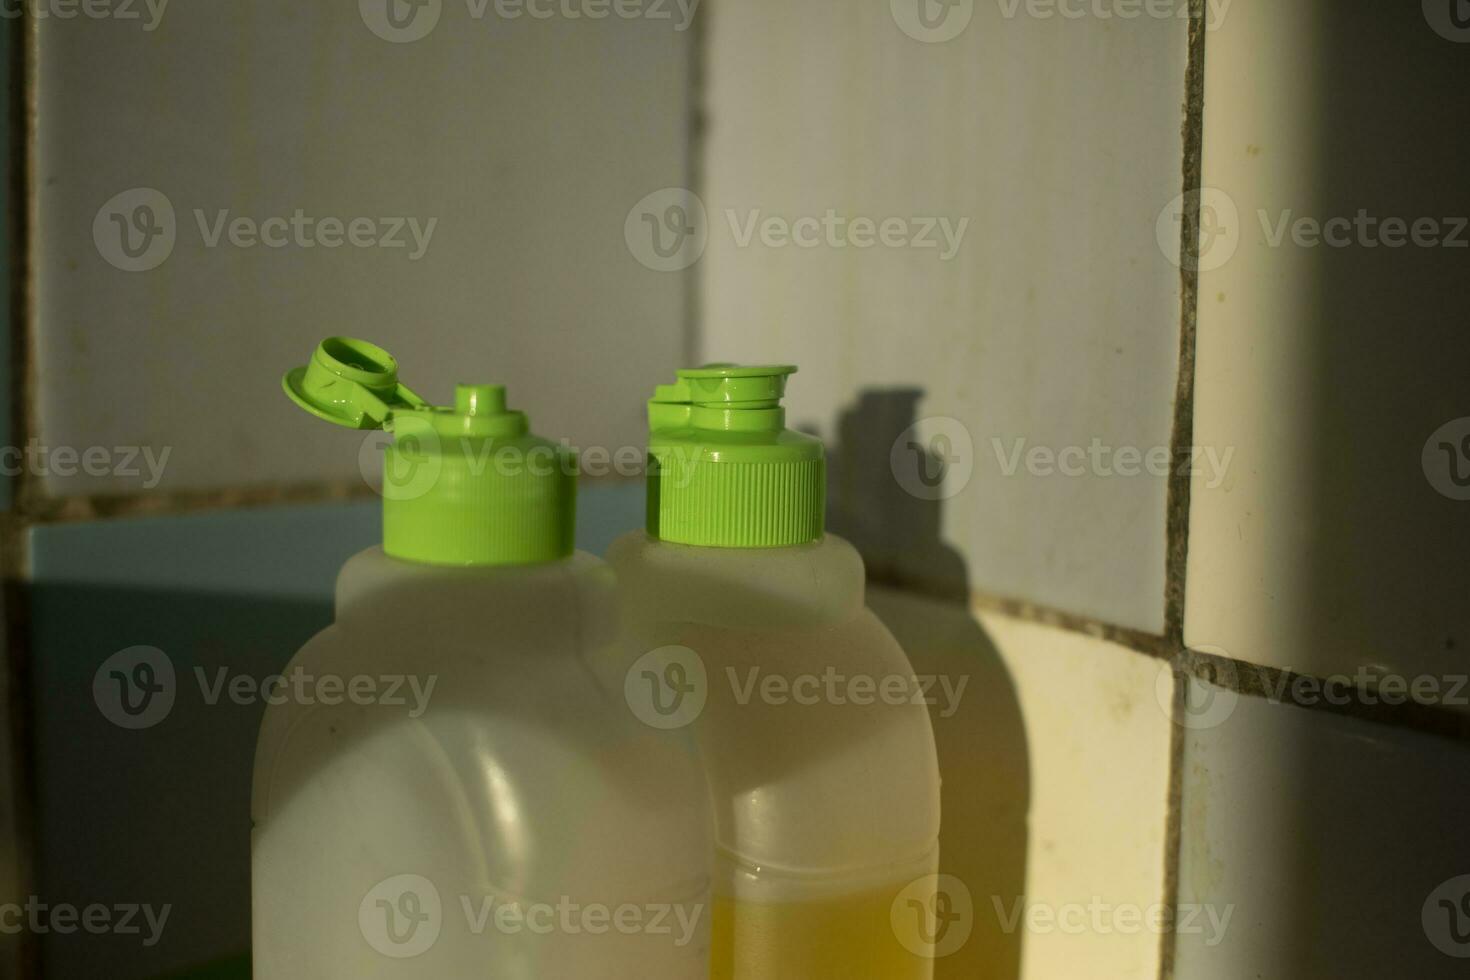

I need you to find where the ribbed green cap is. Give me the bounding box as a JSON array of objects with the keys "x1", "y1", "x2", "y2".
[
  {"x1": 647, "y1": 364, "x2": 825, "y2": 548},
  {"x1": 283, "y1": 337, "x2": 574, "y2": 566}
]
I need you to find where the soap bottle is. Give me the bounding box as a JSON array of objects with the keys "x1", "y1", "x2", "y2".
[
  {"x1": 607, "y1": 365, "x2": 943, "y2": 979},
  {"x1": 252, "y1": 337, "x2": 710, "y2": 978}
]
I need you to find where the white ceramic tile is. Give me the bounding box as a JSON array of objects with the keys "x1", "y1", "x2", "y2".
[
  {"x1": 1176, "y1": 680, "x2": 1470, "y2": 979},
  {"x1": 36, "y1": 3, "x2": 692, "y2": 496},
  {"x1": 701, "y1": 0, "x2": 1191, "y2": 632},
  {"x1": 871, "y1": 589, "x2": 1172, "y2": 980},
  {"x1": 1185, "y1": 2, "x2": 1470, "y2": 690}
]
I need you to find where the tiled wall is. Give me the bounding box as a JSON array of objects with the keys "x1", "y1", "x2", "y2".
[
  {"x1": 5, "y1": 2, "x2": 1469, "y2": 979},
  {"x1": 692, "y1": 1, "x2": 1469, "y2": 979},
  {"x1": 1185, "y1": 0, "x2": 1470, "y2": 691},
  {"x1": 699, "y1": 2, "x2": 1190, "y2": 977},
  {"x1": 1173, "y1": 2, "x2": 1470, "y2": 977},
  {"x1": 699, "y1": 0, "x2": 1189, "y2": 634},
  {"x1": 6, "y1": 3, "x2": 691, "y2": 976},
  {"x1": 874, "y1": 593, "x2": 1173, "y2": 979},
  {"x1": 33, "y1": 2, "x2": 694, "y2": 499}
]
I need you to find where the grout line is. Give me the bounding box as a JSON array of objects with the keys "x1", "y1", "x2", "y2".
[
  {"x1": 8, "y1": 8, "x2": 35, "y2": 516},
  {"x1": 1159, "y1": 661, "x2": 1188, "y2": 980},
  {"x1": 1179, "y1": 647, "x2": 1470, "y2": 744},
  {"x1": 965, "y1": 590, "x2": 1173, "y2": 660},
  {"x1": 905, "y1": 572, "x2": 1470, "y2": 747},
  {"x1": 681, "y1": 0, "x2": 707, "y2": 367},
  {"x1": 865, "y1": 568, "x2": 1174, "y2": 657},
  {"x1": 1159, "y1": 7, "x2": 1210, "y2": 978},
  {"x1": 17, "y1": 478, "x2": 376, "y2": 526},
  {"x1": 1162, "y1": 4, "x2": 1208, "y2": 651},
  {"x1": 4, "y1": 14, "x2": 38, "y2": 980},
  {"x1": 11, "y1": 471, "x2": 646, "y2": 528}
]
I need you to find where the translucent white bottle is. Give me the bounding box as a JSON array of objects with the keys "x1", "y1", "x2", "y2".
[
  {"x1": 253, "y1": 339, "x2": 710, "y2": 979},
  {"x1": 608, "y1": 367, "x2": 943, "y2": 979}
]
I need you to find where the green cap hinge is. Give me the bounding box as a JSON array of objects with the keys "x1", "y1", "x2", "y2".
[{"x1": 284, "y1": 337, "x2": 574, "y2": 566}]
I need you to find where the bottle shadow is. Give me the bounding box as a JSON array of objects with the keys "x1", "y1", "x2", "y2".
[
  {"x1": 821, "y1": 388, "x2": 1030, "y2": 980},
  {"x1": 23, "y1": 581, "x2": 331, "y2": 979}
]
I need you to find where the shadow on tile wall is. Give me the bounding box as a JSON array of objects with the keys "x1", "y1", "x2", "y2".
[
  {"x1": 22, "y1": 491, "x2": 643, "y2": 978},
  {"x1": 1288, "y1": 6, "x2": 1470, "y2": 976},
  {"x1": 1181, "y1": 4, "x2": 1470, "y2": 977},
  {"x1": 826, "y1": 389, "x2": 1030, "y2": 980},
  {"x1": 28, "y1": 583, "x2": 330, "y2": 979},
  {"x1": 1304, "y1": 5, "x2": 1470, "y2": 692}
]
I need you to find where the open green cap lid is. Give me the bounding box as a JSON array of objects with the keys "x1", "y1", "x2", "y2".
[
  {"x1": 284, "y1": 337, "x2": 574, "y2": 566},
  {"x1": 647, "y1": 364, "x2": 825, "y2": 548}
]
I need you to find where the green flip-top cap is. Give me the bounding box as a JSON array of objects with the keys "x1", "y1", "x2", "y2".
[
  {"x1": 283, "y1": 336, "x2": 574, "y2": 566},
  {"x1": 647, "y1": 364, "x2": 824, "y2": 548}
]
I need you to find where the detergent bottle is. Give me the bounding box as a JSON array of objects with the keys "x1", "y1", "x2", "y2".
[
  {"x1": 608, "y1": 365, "x2": 944, "y2": 979},
  {"x1": 252, "y1": 337, "x2": 710, "y2": 978}
]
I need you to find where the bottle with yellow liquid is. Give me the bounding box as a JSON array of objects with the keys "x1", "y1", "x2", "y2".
[{"x1": 609, "y1": 366, "x2": 943, "y2": 979}]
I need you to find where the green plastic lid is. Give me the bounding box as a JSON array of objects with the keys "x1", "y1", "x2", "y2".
[
  {"x1": 646, "y1": 364, "x2": 825, "y2": 548},
  {"x1": 283, "y1": 337, "x2": 574, "y2": 566}
]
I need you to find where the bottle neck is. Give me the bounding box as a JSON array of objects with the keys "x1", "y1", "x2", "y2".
[{"x1": 645, "y1": 444, "x2": 826, "y2": 549}]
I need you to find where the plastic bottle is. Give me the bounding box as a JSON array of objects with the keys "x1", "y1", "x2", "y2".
[
  {"x1": 252, "y1": 338, "x2": 710, "y2": 978},
  {"x1": 607, "y1": 366, "x2": 944, "y2": 979}
]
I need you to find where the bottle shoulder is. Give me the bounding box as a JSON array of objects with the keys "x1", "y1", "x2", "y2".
[
  {"x1": 329, "y1": 546, "x2": 618, "y2": 649},
  {"x1": 607, "y1": 531, "x2": 868, "y2": 630},
  {"x1": 252, "y1": 722, "x2": 710, "y2": 964},
  {"x1": 254, "y1": 547, "x2": 638, "y2": 832},
  {"x1": 252, "y1": 630, "x2": 711, "y2": 901},
  {"x1": 606, "y1": 533, "x2": 941, "y2": 875}
]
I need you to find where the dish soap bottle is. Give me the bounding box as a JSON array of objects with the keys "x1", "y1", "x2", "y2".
[
  {"x1": 253, "y1": 337, "x2": 710, "y2": 978},
  {"x1": 607, "y1": 366, "x2": 943, "y2": 979}
]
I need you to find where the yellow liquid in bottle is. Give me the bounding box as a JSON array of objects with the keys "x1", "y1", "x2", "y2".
[{"x1": 709, "y1": 883, "x2": 934, "y2": 980}]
